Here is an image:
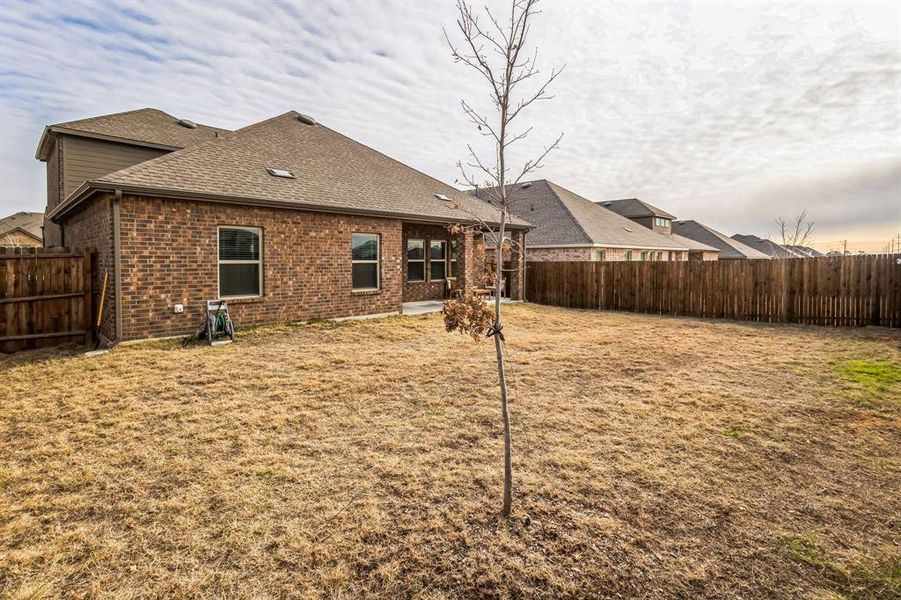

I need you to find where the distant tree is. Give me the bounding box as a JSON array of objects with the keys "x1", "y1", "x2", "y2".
[
  {"x1": 776, "y1": 210, "x2": 814, "y2": 249},
  {"x1": 443, "y1": 0, "x2": 563, "y2": 517}
]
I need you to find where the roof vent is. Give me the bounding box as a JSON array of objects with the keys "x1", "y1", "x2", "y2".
[
  {"x1": 521, "y1": 182, "x2": 533, "y2": 189},
  {"x1": 267, "y1": 167, "x2": 296, "y2": 179},
  {"x1": 297, "y1": 114, "x2": 316, "y2": 125},
  {"x1": 603, "y1": 202, "x2": 612, "y2": 206},
  {"x1": 434, "y1": 193, "x2": 451, "y2": 201},
  {"x1": 623, "y1": 226, "x2": 632, "y2": 232},
  {"x1": 177, "y1": 119, "x2": 197, "y2": 129}
]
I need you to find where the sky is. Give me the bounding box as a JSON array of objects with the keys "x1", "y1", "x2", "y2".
[{"x1": 0, "y1": 0, "x2": 898, "y2": 253}]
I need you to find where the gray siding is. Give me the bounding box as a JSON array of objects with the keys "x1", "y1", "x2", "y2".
[{"x1": 61, "y1": 135, "x2": 168, "y2": 197}]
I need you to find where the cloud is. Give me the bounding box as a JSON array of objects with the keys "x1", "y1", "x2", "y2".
[{"x1": 0, "y1": 0, "x2": 897, "y2": 252}]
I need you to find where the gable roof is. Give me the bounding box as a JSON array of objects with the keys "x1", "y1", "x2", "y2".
[
  {"x1": 783, "y1": 245, "x2": 825, "y2": 258},
  {"x1": 0, "y1": 211, "x2": 43, "y2": 241},
  {"x1": 672, "y1": 220, "x2": 771, "y2": 259},
  {"x1": 49, "y1": 111, "x2": 527, "y2": 229},
  {"x1": 470, "y1": 180, "x2": 688, "y2": 249},
  {"x1": 36, "y1": 108, "x2": 227, "y2": 160},
  {"x1": 597, "y1": 198, "x2": 676, "y2": 220},
  {"x1": 731, "y1": 234, "x2": 796, "y2": 258}
]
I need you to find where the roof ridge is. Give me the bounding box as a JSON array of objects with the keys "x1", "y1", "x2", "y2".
[
  {"x1": 52, "y1": 107, "x2": 163, "y2": 128},
  {"x1": 542, "y1": 181, "x2": 596, "y2": 245}
]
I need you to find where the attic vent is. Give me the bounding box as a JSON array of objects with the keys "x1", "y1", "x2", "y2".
[
  {"x1": 177, "y1": 119, "x2": 197, "y2": 129},
  {"x1": 623, "y1": 226, "x2": 632, "y2": 232},
  {"x1": 434, "y1": 193, "x2": 451, "y2": 201},
  {"x1": 602, "y1": 202, "x2": 612, "y2": 206},
  {"x1": 521, "y1": 182, "x2": 533, "y2": 189},
  {"x1": 297, "y1": 114, "x2": 316, "y2": 125},
  {"x1": 267, "y1": 167, "x2": 296, "y2": 179}
]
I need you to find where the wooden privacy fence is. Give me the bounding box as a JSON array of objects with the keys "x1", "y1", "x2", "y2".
[
  {"x1": 1, "y1": 247, "x2": 94, "y2": 353},
  {"x1": 526, "y1": 255, "x2": 901, "y2": 327}
]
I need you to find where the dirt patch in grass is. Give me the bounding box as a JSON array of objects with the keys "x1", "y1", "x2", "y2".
[{"x1": 2, "y1": 304, "x2": 899, "y2": 598}]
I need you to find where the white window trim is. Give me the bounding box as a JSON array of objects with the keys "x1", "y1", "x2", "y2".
[
  {"x1": 407, "y1": 238, "x2": 425, "y2": 282},
  {"x1": 217, "y1": 226, "x2": 263, "y2": 299},
  {"x1": 352, "y1": 233, "x2": 380, "y2": 292},
  {"x1": 429, "y1": 240, "x2": 447, "y2": 282}
]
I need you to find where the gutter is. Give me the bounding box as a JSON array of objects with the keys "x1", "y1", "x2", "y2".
[{"x1": 49, "y1": 181, "x2": 532, "y2": 230}]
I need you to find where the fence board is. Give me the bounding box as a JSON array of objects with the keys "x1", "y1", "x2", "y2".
[
  {"x1": 526, "y1": 256, "x2": 901, "y2": 328},
  {"x1": 0, "y1": 247, "x2": 94, "y2": 352}
]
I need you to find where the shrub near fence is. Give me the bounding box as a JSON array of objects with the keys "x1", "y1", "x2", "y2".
[
  {"x1": 0, "y1": 247, "x2": 94, "y2": 353},
  {"x1": 526, "y1": 255, "x2": 901, "y2": 327}
]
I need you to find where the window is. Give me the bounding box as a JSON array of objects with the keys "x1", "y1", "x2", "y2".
[
  {"x1": 657, "y1": 251, "x2": 664, "y2": 261},
  {"x1": 430, "y1": 240, "x2": 447, "y2": 280},
  {"x1": 352, "y1": 233, "x2": 379, "y2": 291},
  {"x1": 219, "y1": 226, "x2": 262, "y2": 298},
  {"x1": 407, "y1": 239, "x2": 425, "y2": 282},
  {"x1": 640, "y1": 251, "x2": 647, "y2": 261},
  {"x1": 449, "y1": 240, "x2": 459, "y2": 277},
  {"x1": 624, "y1": 251, "x2": 632, "y2": 261},
  {"x1": 592, "y1": 249, "x2": 605, "y2": 262}
]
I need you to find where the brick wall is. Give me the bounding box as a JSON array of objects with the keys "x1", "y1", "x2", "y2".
[{"x1": 63, "y1": 194, "x2": 115, "y2": 339}]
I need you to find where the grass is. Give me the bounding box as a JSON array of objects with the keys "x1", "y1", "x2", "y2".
[
  {"x1": 1, "y1": 303, "x2": 900, "y2": 598},
  {"x1": 836, "y1": 360, "x2": 901, "y2": 409}
]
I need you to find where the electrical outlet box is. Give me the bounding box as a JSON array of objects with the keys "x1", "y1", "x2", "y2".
[{"x1": 174, "y1": 304, "x2": 184, "y2": 314}]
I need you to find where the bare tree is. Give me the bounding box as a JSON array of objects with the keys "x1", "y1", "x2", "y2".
[
  {"x1": 776, "y1": 210, "x2": 814, "y2": 249},
  {"x1": 443, "y1": 0, "x2": 563, "y2": 517}
]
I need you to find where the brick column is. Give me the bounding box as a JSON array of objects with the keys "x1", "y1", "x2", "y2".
[
  {"x1": 458, "y1": 229, "x2": 475, "y2": 295},
  {"x1": 508, "y1": 229, "x2": 526, "y2": 300}
]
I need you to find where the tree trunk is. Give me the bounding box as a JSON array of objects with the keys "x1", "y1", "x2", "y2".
[{"x1": 494, "y1": 210, "x2": 512, "y2": 517}]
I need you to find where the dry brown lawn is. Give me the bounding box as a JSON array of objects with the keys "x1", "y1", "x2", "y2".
[{"x1": 2, "y1": 303, "x2": 900, "y2": 599}]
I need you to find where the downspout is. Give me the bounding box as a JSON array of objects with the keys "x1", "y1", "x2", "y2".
[{"x1": 112, "y1": 189, "x2": 123, "y2": 345}]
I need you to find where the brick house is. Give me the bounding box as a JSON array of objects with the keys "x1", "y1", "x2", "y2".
[
  {"x1": 0, "y1": 212, "x2": 43, "y2": 248},
  {"x1": 471, "y1": 180, "x2": 694, "y2": 262},
  {"x1": 38, "y1": 109, "x2": 528, "y2": 344},
  {"x1": 599, "y1": 198, "x2": 720, "y2": 261}
]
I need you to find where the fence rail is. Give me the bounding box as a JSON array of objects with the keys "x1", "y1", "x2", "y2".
[
  {"x1": 1, "y1": 247, "x2": 94, "y2": 352},
  {"x1": 526, "y1": 255, "x2": 901, "y2": 328}
]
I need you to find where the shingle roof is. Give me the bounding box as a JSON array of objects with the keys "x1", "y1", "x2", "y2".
[
  {"x1": 672, "y1": 220, "x2": 771, "y2": 259},
  {"x1": 471, "y1": 180, "x2": 688, "y2": 249},
  {"x1": 56, "y1": 111, "x2": 526, "y2": 228},
  {"x1": 669, "y1": 233, "x2": 719, "y2": 253},
  {"x1": 597, "y1": 198, "x2": 676, "y2": 220},
  {"x1": 36, "y1": 108, "x2": 227, "y2": 160},
  {"x1": 783, "y1": 245, "x2": 825, "y2": 258},
  {"x1": 0, "y1": 211, "x2": 43, "y2": 240},
  {"x1": 731, "y1": 234, "x2": 796, "y2": 258}
]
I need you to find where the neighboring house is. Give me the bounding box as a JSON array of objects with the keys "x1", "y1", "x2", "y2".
[
  {"x1": 672, "y1": 220, "x2": 771, "y2": 260},
  {"x1": 599, "y1": 198, "x2": 720, "y2": 261},
  {"x1": 783, "y1": 245, "x2": 825, "y2": 258},
  {"x1": 731, "y1": 234, "x2": 796, "y2": 258},
  {"x1": 39, "y1": 109, "x2": 527, "y2": 344},
  {"x1": 470, "y1": 180, "x2": 692, "y2": 262},
  {"x1": 0, "y1": 211, "x2": 43, "y2": 248}
]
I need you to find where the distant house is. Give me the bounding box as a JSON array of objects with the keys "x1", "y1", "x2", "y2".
[
  {"x1": 0, "y1": 211, "x2": 43, "y2": 248},
  {"x1": 600, "y1": 198, "x2": 720, "y2": 261},
  {"x1": 783, "y1": 245, "x2": 824, "y2": 258},
  {"x1": 36, "y1": 108, "x2": 526, "y2": 344},
  {"x1": 470, "y1": 180, "x2": 693, "y2": 261},
  {"x1": 672, "y1": 221, "x2": 771, "y2": 260},
  {"x1": 731, "y1": 234, "x2": 796, "y2": 258}
]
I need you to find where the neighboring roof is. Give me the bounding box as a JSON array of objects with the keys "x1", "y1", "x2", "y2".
[
  {"x1": 470, "y1": 180, "x2": 688, "y2": 250},
  {"x1": 36, "y1": 108, "x2": 228, "y2": 160},
  {"x1": 0, "y1": 211, "x2": 43, "y2": 241},
  {"x1": 670, "y1": 233, "x2": 719, "y2": 253},
  {"x1": 784, "y1": 245, "x2": 825, "y2": 258},
  {"x1": 731, "y1": 234, "x2": 796, "y2": 258},
  {"x1": 672, "y1": 221, "x2": 771, "y2": 259},
  {"x1": 597, "y1": 198, "x2": 676, "y2": 220},
  {"x1": 50, "y1": 111, "x2": 527, "y2": 229}
]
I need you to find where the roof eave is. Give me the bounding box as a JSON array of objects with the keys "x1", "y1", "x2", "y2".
[{"x1": 50, "y1": 181, "x2": 531, "y2": 230}]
